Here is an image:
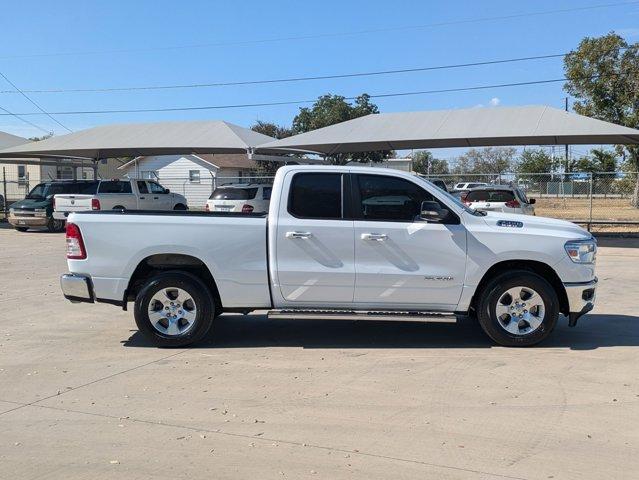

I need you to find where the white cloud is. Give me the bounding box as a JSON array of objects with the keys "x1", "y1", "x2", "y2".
[{"x1": 489, "y1": 97, "x2": 501, "y2": 107}]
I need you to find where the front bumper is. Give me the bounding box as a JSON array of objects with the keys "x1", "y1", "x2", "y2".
[
  {"x1": 8, "y1": 213, "x2": 48, "y2": 227},
  {"x1": 564, "y1": 277, "x2": 597, "y2": 327},
  {"x1": 60, "y1": 273, "x2": 94, "y2": 303}
]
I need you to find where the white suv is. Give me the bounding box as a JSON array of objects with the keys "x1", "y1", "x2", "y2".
[
  {"x1": 206, "y1": 184, "x2": 272, "y2": 213},
  {"x1": 462, "y1": 185, "x2": 536, "y2": 215}
]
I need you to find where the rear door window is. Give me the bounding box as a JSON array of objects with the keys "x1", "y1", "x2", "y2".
[
  {"x1": 465, "y1": 190, "x2": 515, "y2": 202},
  {"x1": 288, "y1": 173, "x2": 342, "y2": 219},
  {"x1": 211, "y1": 187, "x2": 258, "y2": 200},
  {"x1": 98, "y1": 181, "x2": 132, "y2": 194}
]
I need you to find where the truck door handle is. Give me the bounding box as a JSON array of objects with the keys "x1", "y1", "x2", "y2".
[
  {"x1": 286, "y1": 231, "x2": 312, "y2": 239},
  {"x1": 139, "y1": 196, "x2": 145, "y2": 199},
  {"x1": 153, "y1": 196, "x2": 159, "y2": 200},
  {"x1": 361, "y1": 233, "x2": 388, "y2": 242}
]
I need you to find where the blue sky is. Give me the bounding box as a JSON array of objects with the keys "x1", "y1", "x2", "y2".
[{"x1": 1, "y1": 0, "x2": 638, "y2": 153}]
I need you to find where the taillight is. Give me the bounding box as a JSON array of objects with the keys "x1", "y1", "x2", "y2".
[
  {"x1": 505, "y1": 199, "x2": 521, "y2": 208},
  {"x1": 91, "y1": 198, "x2": 101, "y2": 210},
  {"x1": 241, "y1": 204, "x2": 254, "y2": 213},
  {"x1": 66, "y1": 223, "x2": 87, "y2": 259},
  {"x1": 205, "y1": 203, "x2": 210, "y2": 212},
  {"x1": 52, "y1": 196, "x2": 56, "y2": 210}
]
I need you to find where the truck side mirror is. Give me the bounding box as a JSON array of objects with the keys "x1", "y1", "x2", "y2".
[
  {"x1": 164, "y1": 188, "x2": 170, "y2": 193},
  {"x1": 420, "y1": 201, "x2": 449, "y2": 222},
  {"x1": 529, "y1": 198, "x2": 536, "y2": 204}
]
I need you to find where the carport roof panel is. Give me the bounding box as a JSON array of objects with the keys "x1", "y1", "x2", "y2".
[
  {"x1": 0, "y1": 131, "x2": 31, "y2": 149},
  {"x1": 0, "y1": 120, "x2": 276, "y2": 159},
  {"x1": 257, "y1": 105, "x2": 639, "y2": 154}
]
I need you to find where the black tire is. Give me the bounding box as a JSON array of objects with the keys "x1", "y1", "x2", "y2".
[
  {"x1": 476, "y1": 270, "x2": 559, "y2": 347},
  {"x1": 47, "y1": 217, "x2": 66, "y2": 233},
  {"x1": 14, "y1": 226, "x2": 28, "y2": 232},
  {"x1": 134, "y1": 271, "x2": 215, "y2": 347},
  {"x1": 173, "y1": 203, "x2": 187, "y2": 211}
]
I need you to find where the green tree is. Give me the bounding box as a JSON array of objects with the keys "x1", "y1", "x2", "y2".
[
  {"x1": 517, "y1": 149, "x2": 554, "y2": 174},
  {"x1": 454, "y1": 147, "x2": 515, "y2": 174},
  {"x1": 250, "y1": 121, "x2": 293, "y2": 176},
  {"x1": 564, "y1": 33, "x2": 639, "y2": 206},
  {"x1": 292, "y1": 94, "x2": 392, "y2": 165},
  {"x1": 28, "y1": 133, "x2": 53, "y2": 142},
  {"x1": 411, "y1": 150, "x2": 450, "y2": 175}
]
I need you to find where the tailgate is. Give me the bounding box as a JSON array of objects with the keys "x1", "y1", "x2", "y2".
[
  {"x1": 54, "y1": 194, "x2": 94, "y2": 213},
  {"x1": 469, "y1": 201, "x2": 505, "y2": 212}
]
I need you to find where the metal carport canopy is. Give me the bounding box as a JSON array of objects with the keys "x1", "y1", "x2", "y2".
[
  {"x1": 0, "y1": 120, "x2": 276, "y2": 160},
  {"x1": 257, "y1": 105, "x2": 639, "y2": 154}
]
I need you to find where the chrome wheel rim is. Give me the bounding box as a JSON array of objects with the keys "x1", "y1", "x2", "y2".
[
  {"x1": 495, "y1": 286, "x2": 545, "y2": 336},
  {"x1": 148, "y1": 287, "x2": 197, "y2": 336}
]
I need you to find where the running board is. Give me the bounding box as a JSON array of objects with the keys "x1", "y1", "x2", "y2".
[{"x1": 267, "y1": 310, "x2": 457, "y2": 323}]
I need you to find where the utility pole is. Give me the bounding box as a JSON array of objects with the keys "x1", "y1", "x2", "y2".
[{"x1": 565, "y1": 97, "x2": 570, "y2": 173}]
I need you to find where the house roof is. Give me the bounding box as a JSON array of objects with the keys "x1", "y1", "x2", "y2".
[
  {"x1": 258, "y1": 105, "x2": 639, "y2": 154},
  {"x1": 196, "y1": 154, "x2": 256, "y2": 169},
  {"x1": 119, "y1": 153, "x2": 257, "y2": 170}
]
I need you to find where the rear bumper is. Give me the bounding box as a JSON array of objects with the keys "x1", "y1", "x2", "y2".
[
  {"x1": 53, "y1": 211, "x2": 70, "y2": 220},
  {"x1": 60, "y1": 273, "x2": 94, "y2": 303},
  {"x1": 564, "y1": 277, "x2": 597, "y2": 327}
]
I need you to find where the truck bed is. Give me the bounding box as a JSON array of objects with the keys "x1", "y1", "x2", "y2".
[
  {"x1": 66, "y1": 210, "x2": 271, "y2": 308},
  {"x1": 73, "y1": 210, "x2": 267, "y2": 218}
]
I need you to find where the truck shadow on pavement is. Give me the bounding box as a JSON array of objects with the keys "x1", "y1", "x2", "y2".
[{"x1": 123, "y1": 313, "x2": 639, "y2": 350}]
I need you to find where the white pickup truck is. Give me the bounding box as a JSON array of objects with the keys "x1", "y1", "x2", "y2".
[
  {"x1": 60, "y1": 166, "x2": 597, "y2": 347},
  {"x1": 53, "y1": 179, "x2": 188, "y2": 219}
]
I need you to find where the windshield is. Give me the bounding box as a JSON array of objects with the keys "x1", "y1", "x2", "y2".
[{"x1": 26, "y1": 183, "x2": 48, "y2": 199}]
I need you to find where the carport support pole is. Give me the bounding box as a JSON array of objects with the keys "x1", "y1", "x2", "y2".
[
  {"x1": 92, "y1": 159, "x2": 99, "y2": 180},
  {"x1": 588, "y1": 172, "x2": 594, "y2": 232},
  {"x1": 2, "y1": 167, "x2": 7, "y2": 217}
]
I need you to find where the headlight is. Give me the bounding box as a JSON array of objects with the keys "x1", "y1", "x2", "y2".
[
  {"x1": 9, "y1": 208, "x2": 14, "y2": 214},
  {"x1": 565, "y1": 239, "x2": 597, "y2": 264}
]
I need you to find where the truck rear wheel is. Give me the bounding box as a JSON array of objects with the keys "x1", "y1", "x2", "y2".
[
  {"x1": 475, "y1": 271, "x2": 559, "y2": 347},
  {"x1": 47, "y1": 217, "x2": 65, "y2": 232},
  {"x1": 133, "y1": 272, "x2": 215, "y2": 347}
]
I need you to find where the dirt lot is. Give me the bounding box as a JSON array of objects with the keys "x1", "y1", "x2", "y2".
[
  {"x1": 1, "y1": 224, "x2": 639, "y2": 479},
  {"x1": 534, "y1": 196, "x2": 639, "y2": 224}
]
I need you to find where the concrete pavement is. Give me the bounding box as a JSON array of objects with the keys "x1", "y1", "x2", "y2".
[{"x1": 1, "y1": 224, "x2": 638, "y2": 479}]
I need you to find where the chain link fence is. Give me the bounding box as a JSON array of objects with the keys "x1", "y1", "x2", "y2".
[
  {"x1": 2, "y1": 168, "x2": 639, "y2": 233},
  {"x1": 421, "y1": 171, "x2": 639, "y2": 232}
]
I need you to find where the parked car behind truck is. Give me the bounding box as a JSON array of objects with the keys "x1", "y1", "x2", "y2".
[
  {"x1": 206, "y1": 183, "x2": 272, "y2": 213},
  {"x1": 60, "y1": 166, "x2": 597, "y2": 348},
  {"x1": 9, "y1": 180, "x2": 97, "y2": 232},
  {"x1": 54, "y1": 179, "x2": 188, "y2": 220}
]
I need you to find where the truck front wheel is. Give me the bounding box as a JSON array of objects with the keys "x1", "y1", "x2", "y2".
[
  {"x1": 133, "y1": 272, "x2": 215, "y2": 347},
  {"x1": 476, "y1": 271, "x2": 559, "y2": 347}
]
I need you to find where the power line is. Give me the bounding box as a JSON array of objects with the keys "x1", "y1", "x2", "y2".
[
  {"x1": 0, "y1": 70, "x2": 72, "y2": 132},
  {"x1": 0, "y1": 103, "x2": 52, "y2": 134},
  {"x1": 0, "y1": 77, "x2": 569, "y2": 116},
  {"x1": 0, "y1": 53, "x2": 567, "y2": 94},
  {"x1": 0, "y1": 1, "x2": 637, "y2": 59}
]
